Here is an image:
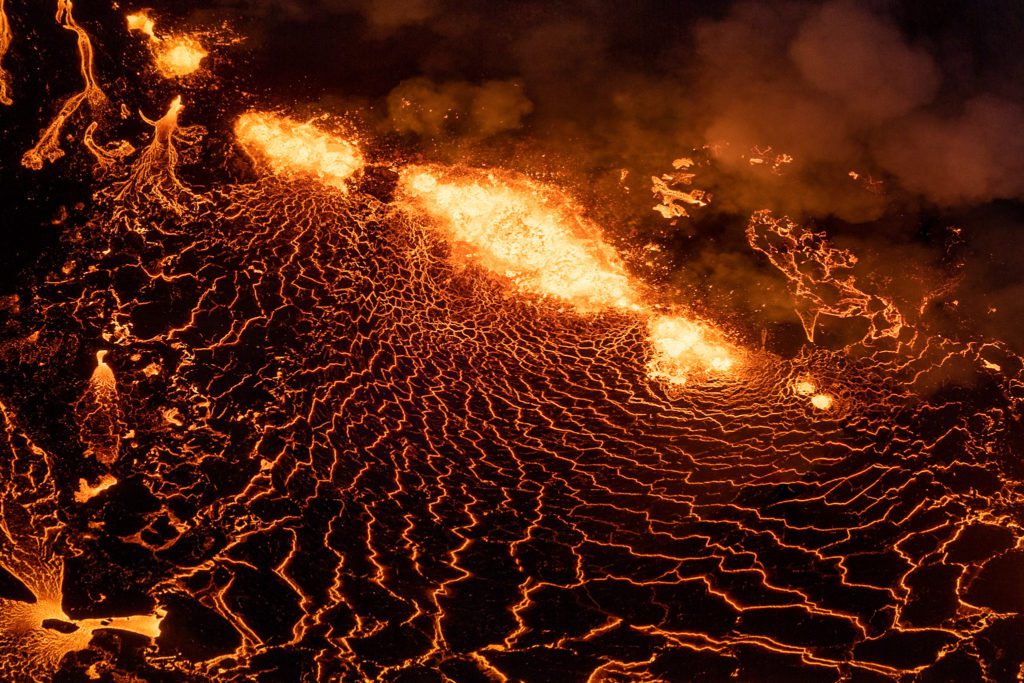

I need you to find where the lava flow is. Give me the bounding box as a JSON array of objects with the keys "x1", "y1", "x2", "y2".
[
  {"x1": 0, "y1": 4, "x2": 1022, "y2": 683},
  {"x1": 236, "y1": 112, "x2": 365, "y2": 190},
  {"x1": 398, "y1": 164, "x2": 739, "y2": 382}
]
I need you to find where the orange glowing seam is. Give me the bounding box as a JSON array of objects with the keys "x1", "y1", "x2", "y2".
[
  {"x1": 22, "y1": 0, "x2": 107, "y2": 170},
  {"x1": 235, "y1": 112, "x2": 365, "y2": 191},
  {"x1": 0, "y1": 0, "x2": 12, "y2": 105},
  {"x1": 398, "y1": 166, "x2": 739, "y2": 383},
  {"x1": 127, "y1": 10, "x2": 207, "y2": 78}
]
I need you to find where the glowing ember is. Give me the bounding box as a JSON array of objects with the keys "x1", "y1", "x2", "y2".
[
  {"x1": 398, "y1": 166, "x2": 641, "y2": 313},
  {"x1": 235, "y1": 111, "x2": 364, "y2": 190}
]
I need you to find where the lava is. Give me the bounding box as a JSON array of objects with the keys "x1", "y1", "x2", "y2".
[
  {"x1": 0, "y1": 4, "x2": 1022, "y2": 682},
  {"x1": 810, "y1": 393, "x2": 834, "y2": 410},
  {"x1": 154, "y1": 37, "x2": 207, "y2": 78},
  {"x1": 645, "y1": 314, "x2": 738, "y2": 385},
  {"x1": 127, "y1": 11, "x2": 208, "y2": 78},
  {"x1": 398, "y1": 165, "x2": 738, "y2": 382},
  {"x1": 0, "y1": 0, "x2": 11, "y2": 106},
  {"x1": 398, "y1": 165, "x2": 641, "y2": 313},
  {"x1": 235, "y1": 111, "x2": 365, "y2": 190},
  {"x1": 21, "y1": 0, "x2": 106, "y2": 170}
]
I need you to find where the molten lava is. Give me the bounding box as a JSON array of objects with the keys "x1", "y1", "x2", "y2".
[
  {"x1": 398, "y1": 166, "x2": 641, "y2": 313},
  {"x1": 2, "y1": 5, "x2": 1022, "y2": 681},
  {"x1": 154, "y1": 37, "x2": 207, "y2": 78},
  {"x1": 22, "y1": 0, "x2": 106, "y2": 170},
  {"x1": 645, "y1": 314, "x2": 737, "y2": 385},
  {"x1": 235, "y1": 112, "x2": 365, "y2": 190},
  {"x1": 0, "y1": 0, "x2": 11, "y2": 105},
  {"x1": 397, "y1": 165, "x2": 739, "y2": 383},
  {"x1": 127, "y1": 11, "x2": 207, "y2": 78}
]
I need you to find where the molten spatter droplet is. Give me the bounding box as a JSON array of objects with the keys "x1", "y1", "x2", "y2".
[{"x1": 235, "y1": 111, "x2": 365, "y2": 191}]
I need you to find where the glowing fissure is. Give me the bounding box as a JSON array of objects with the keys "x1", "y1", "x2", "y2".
[
  {"x1": 0, "y1": 6, "x2": 1021, "y2": 681},
  {"x1": 0, "y1": 401, "x2": 163, "y2": 680},
  {"x1": 397, "y1": 165, "x2": 739, "y2": 382},
  {"x1": 747, "y1": 209, "x2": 907, "y2": 345},
  {"x1": 0, "y1": 0, "x2": 12, "y2": 105},
  {"x1": 398, "y1": 166, "x2": 640, "y2": 313},
  {"x1": 21, "y1": 0, "x2": 106, "y2": 170},
  {"x1": 235, "y1": 112, "x2": 365, "y2": 191}
]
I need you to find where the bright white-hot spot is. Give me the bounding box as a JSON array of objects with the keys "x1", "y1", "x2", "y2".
[
  {"x1": 154, "y1": 36, "x2": 206, "y2": 78},
  {"x1": 794, "y1": 378, "x2": 816, "y2": 395},
  {"x1": 398, "y1": 166, "x2": 641, "y2": 314},
  {"x1": 125, "y1": 12, "x2": 155, "y2": 39},
  {"x1": 646, "y1": 315, "x2": 737, "y2": 385},
  {"x1": 126, "y1": 11, "x2": 207, "y2": 78},
  {"x1": 235, "y1": 112, "x2": 364, "y2": 190},
  {"x1": 811, "y1": 393, "x2": 834, "y2": 410}
]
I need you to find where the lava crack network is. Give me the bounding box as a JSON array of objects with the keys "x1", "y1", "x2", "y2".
[
  {"x1": 0, "y1": 58, "x2": 1023, "y2": 683},
  {"x1": 397, "y1": 165, "x2": 739, "y2": 383}
]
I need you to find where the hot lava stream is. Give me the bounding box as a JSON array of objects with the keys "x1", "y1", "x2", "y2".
[{"x1": 0, "y1": 5, "x2": 1022, "y2": 683}]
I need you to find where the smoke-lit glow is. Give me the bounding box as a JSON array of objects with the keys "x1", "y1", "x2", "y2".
[{"x1": 235, "y1": 112, "x2": 365, "y2": 190}]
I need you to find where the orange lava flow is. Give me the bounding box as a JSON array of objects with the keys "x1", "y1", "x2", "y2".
[
  {"x1": 398, "y1": 165, "x2": 740, "y2": 383},
  {"x1": 0, "y1": 0, "x2": 12, "y2": 105},
  {"x1": 235, "y1": 112, "x2": 365, "y2": 190},
  {"x1": 398, "y1": 166, "x2": 641, "y2": 313},
  {"x1": 21, "y1": 0, "x2": 106, "y2": 170}
]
